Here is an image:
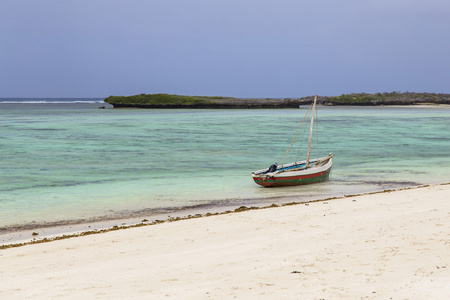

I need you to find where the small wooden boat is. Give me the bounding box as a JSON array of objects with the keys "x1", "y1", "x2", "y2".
[{"x1": 252, "y1": 95, "x2": 333, "y2": 187}]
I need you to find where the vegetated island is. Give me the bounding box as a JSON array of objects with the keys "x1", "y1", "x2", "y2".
[{"x1": 104, "y1": 92, "x2": 450, "y2": 108}]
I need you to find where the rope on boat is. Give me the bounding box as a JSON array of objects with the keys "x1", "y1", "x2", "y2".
[
  {"x1": 281, "y1": 103, "x2": 313, "y2": 166},
  {"x1": 315, "y1": 102, "x2": 319, "y2": 159},
  {"x1": 295, "y1": 121, "x2": 309, "y2": 162}
]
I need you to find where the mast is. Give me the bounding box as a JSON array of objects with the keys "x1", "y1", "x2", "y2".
[{"x1": 306, "y1": 95, "x2": 317, "y2": 167}]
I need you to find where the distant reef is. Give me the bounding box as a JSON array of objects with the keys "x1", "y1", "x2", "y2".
[{"x1": 104, "y1": 92, "x2": 450, "y2": 108}]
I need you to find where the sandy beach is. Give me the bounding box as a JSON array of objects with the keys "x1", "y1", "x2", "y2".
[{"x1": 1, "y1": 184, "x2": 449, "y2": 299}]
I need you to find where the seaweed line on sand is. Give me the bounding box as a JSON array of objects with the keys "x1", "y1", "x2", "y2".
[{"x1": 1, "y1": 183, "x2": 448, "y2": 250}]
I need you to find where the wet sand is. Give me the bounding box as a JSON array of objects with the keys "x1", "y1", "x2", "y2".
[{"x1": 1, "y1": 184, "x2": 449, "y2": 299}]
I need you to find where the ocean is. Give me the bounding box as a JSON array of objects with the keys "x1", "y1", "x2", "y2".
[{"x1": 1, "y1": 99, "x2": 449, "y2": 232}]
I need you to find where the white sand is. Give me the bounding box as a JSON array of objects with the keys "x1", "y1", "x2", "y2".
[{"x1": 1, "y1": 184, "x2": 449, "y2": 299}]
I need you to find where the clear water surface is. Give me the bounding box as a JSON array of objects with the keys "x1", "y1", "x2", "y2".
[{"x1": 1, "y1": 101, "x2": 449, "y2": 230}]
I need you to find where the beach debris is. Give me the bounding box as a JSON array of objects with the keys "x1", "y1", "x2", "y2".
[
  {"x1": 234, "y1": 206, "x2": 250, "y2": 212},
  {"x1": 5, "y1": 184, "x2": 440, "y2": 250}
]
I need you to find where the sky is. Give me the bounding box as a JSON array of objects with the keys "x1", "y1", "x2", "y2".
[{"x1": 1, "y1": 0, "x2": 450, "y2": 98}]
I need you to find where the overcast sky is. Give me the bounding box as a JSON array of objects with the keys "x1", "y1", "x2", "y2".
[{"x1": 1, "y1": 0, "x2": 450, "y2": 98}]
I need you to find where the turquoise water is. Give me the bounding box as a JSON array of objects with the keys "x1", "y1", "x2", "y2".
[{"x1": 1, "y1": 102, "x2": 449, "y2": 230}]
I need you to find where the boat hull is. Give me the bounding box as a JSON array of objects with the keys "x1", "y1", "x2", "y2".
[
  {"x1": 252, "y1": 155, "x2": 333, "y2": 187},
  {"x1": 252, "y1": 165, "x2": 332, "y2": 187}
]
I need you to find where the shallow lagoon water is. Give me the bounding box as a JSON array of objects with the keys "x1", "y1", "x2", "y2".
[{"x1": 1, "y1": 102, "x2": 449, "y2": 230}]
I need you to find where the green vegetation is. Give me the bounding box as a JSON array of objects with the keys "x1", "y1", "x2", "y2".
[
  {"x1": 104, "y1": 92, "x2": 450, "y2": 108},
  {"x1": 104, "y1": 93, "x2": 305, "y2": 108},
  {"x1": 104, "y1": 93, "x2": 226, "y2": 107},
  {"x1": 325, "y1": 92, "x2": 450, "y2": 105}
]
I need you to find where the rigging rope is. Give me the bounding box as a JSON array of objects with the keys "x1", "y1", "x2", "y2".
[
  {"x1": 315, "y1": 102, "x2": 319, "y2": 159},
  {"x1": 281, "y1": 102, "x2": 313, "y2": 166},
  {"x1": 295, "y1": 120, "x2": 309, "y2": 161}
]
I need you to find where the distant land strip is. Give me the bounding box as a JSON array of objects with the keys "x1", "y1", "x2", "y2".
[{"x1": 104, "y1": 92, "x2": 450, "y2": 108}]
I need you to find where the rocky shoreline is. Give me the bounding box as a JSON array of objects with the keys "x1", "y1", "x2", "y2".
[
  {"x1": 104, "y1": 92, "x2": 450, "y2": 108},
  {"x1": 110, "y1": 98, "x2": 305, "y2": 109}
]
